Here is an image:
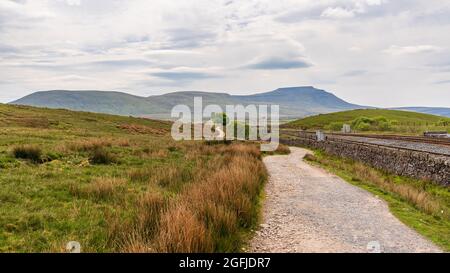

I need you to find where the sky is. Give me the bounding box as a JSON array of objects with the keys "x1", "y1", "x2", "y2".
[{"x1": 0, "y1": 0, "x2": 449, "y2": 107}]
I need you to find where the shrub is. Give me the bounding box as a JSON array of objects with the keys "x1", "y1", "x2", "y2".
[
  {"x1": 373, "y1": 116, "x2": 388, "y2": 123},
  {"x1": 326, "y1": 122, "x2": 344, "y2": 131},
  {"x1": 351, "y1": 116, "x2": 394, "y2": 131},
  {"x1": 377, "y1": 120, "x2": 391, "y2": 131},
  {"x1": 373, "y1": 116, "x2": 391, "y2": 131},
  {"x1": 355, "y1": 121, "x2": 371, "y2": 131},
  {"x1": 12, "y1": 145, "x2": 42, "y2": 163}
]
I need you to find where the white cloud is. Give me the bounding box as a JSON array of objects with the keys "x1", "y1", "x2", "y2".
[
  {"x1": 365, "y1": 0, "x2": 384, "y2": 5},
  {"x1": 66, "y1": 0, "x2": 81, "y2": 6},
  {"x1": 0, "y1": 0, "x2": 450, "y2": 107},
  {"x1": 349, "y1": 46, "x2": 362, "y2": 52},
  {"x1": 383, "y1": 45, "x2": 442, "y2": 55},
  {"x1": 321, "y1": 7, "x2": 356, "y2": 19}
]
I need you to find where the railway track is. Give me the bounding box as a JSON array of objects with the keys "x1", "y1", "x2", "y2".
[
  {"x1": 280, "y1": 129, "x2": 450, "y2": 157},
  {"x1": 281, "y1": 129, "x2": 450, "y2": 147}
]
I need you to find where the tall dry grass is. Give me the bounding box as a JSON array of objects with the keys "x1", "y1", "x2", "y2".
[
  {"x1": 70, "y1": 177, "x2": 126, "y2": 201},
  {"x1": 128, "y1": 164, "x2": 192, "y2": 191},
  {"x1": 66, "y1": 139, "x2": 113, "y2": 152},
  {"x1": 113, "y1": 143, "x2": 267, "y2": 253},
  {"x1": 12, "y1": 145, "x2": 42, "y2": 163},
  {"x1": 153, "y1": 144, "x2": 266, "y2": 252},
  {"x1": 156, "y1": 204, "x2": 214, "y2": 252}
]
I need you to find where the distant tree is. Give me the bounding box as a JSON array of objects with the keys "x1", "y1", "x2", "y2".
[
  {"x1": 326, "y1": 122, "x2": 344, "y2": 131},
  {"x1": 436, "y1": 119, "x2": 450, "y2": 127},
  {"x1": 211, "y1": 112, "x2": 228, "y2": 127}
]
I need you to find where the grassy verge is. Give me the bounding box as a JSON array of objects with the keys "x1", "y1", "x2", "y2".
[
  {"x1": 0, "y1": 104, "x2": 268, "y2": 252},
  {"x1": 303, "y1": 149, "x2": 449, "y2": 251},
  {"x1": 262, "y1": 144, "x2": 291, "y2": 156}
]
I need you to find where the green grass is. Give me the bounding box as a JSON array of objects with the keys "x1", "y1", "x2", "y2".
[
  {"x1": 0, "y1": 104, "x2": 268, "y2": 253},
  {"x1": 284, "y1": 109, "x2": 450, "y2": 135},
  {"x1": 304, "y1": 149, "x2": 450, "y2": 251}
]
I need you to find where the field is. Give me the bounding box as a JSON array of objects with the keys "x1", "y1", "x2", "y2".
[
  {"x1": 284, "y1": 109, "x2": 450, "y2": 134},
  {"x1": 0, "y1": 104, "x2": 269, "y2": 252}
]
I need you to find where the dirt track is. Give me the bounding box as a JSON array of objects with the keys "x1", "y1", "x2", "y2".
[{"x1": 249, "y1": 147, "x2": 441, "y2": 253}]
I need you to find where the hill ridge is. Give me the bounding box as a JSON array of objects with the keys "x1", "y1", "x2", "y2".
[
  {"x1": 11, "y1": 86, "x2": 363, "y2": 119},
  {"x1": 11, "y1": 87, "x2": 450, "y2": 119}
]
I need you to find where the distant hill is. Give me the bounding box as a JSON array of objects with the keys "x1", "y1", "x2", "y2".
[
  {"x1": 392, "y1": 107, "x2": 450, "y2": 118},
  {"x1": 9, "y1": 90, "x2": 159, "y2": 116},
  {"x1": 283, "y1": 109, "x2": 449, "y2": 134},
  {"x1": 10, "y1": 87, "x2": 364, "y2": 120}
]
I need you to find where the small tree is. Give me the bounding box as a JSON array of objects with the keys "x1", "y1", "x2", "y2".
[{"x1": 211, "y1": 112, "x2": 229, "y2": 127}]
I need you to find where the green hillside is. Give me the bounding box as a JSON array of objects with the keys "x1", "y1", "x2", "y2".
[
  {"x1": 11, "y1": 87, "x2": 362, "y2": 119},
  {"x1": 0, "y1": 104, "x2": 268, "y2": 252},
  {"x1": 283, "y1": 109, "x2": 450, "y2": 134}
]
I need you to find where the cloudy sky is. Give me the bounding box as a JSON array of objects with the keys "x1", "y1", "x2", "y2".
[{"x1": 0, "y1": 0, "x2": 449, "y2": 107}]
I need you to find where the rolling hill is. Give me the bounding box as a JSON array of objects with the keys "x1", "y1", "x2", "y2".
[
  {"x1": 283, "y1": 109, "x2": 450, "y2": 134},
  {"x1": 10, "y1": 87, "x2": 364, "y2": 119}
]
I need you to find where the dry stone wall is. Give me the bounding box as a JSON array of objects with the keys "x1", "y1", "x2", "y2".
[{"x1": 282, "y1": 135, "x2": 450, "y2": 187}]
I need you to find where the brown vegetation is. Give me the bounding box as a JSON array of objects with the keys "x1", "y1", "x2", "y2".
[
  {"x1": 70, "y1": 177, "x2": 127, "y2": 201},
  {"x1": 66, "y1": 139, "x2": 113, "y2": 152},
  {"x1": 12, "y1": 145, "x2": 42, "y2": 163},
  {"x1": 114, "y1": 143, "x2": 267, "y2": 253},
  {"x1": 263, "y1": 144, "x2": 291, "y2": 155},
  {"x1": 89, "y1": 148, "x2": 117, "y2": 165},
  {"x1": 118, "y1": 124, "x2": 168, "y2": 135}
]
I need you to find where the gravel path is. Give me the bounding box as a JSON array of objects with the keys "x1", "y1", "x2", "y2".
[{"x1": 250, "y1": 147, "x2": 442, "y2": 253}]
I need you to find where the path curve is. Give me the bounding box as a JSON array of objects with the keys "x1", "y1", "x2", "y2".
[{"x1": 250, "y1": 147, "x2": 441, "y2": 253}]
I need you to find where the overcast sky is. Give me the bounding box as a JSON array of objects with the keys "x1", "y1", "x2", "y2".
[{"x1": 0, "y1": 0, "x2": 449, "y2": 107}]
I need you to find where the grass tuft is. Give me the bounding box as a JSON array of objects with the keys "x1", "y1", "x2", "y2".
[
  {"x1": 89, "y1": 148, "x2": 117, "y2": 165},
  {"x1": 12, "y1": 145, "x2": 42, "y2": 163},
  {"x1": 70, "y1": 177, "x2": 126, "y2": 201},
  {"x1": 156, "y1": 204, "x2": 214, "y2": 253}
]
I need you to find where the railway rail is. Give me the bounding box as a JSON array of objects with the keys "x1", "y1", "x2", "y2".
[
  {"x1": 280, "y1": 129, "x2": 450, "y2": 157},
  {"x1": 281, "y1": 129, "x2": 450, "y2": 147}
]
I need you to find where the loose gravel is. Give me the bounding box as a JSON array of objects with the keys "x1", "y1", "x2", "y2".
[{"x1": 249, "y1": 147, "x2": 442, "y2": 253}]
